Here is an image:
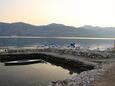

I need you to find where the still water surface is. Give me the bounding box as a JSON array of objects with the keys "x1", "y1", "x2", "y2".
[
  {"x1": 0, "y1": 61, "x2": 77, "y2": 86},
  {"x1": 0, "y1": 37, "x2": 114, "y2": 49}
]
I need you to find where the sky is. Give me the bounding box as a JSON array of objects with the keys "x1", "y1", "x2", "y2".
[{"x1": 0, "y1": 0, "x2": 115, "y2": 27}]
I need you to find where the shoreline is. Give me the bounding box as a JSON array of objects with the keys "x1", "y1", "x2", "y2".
[
  {"x1": 0, "y1": 48, "x2": 115, "y2": 86},
  {"x1": 49, "y1": 62, "x2": 115, "y2": 86},
  {"x1": 45, "y1": 49, "x2": 115, "y2": 86},
  {"x1": 0, "y1": 36, "x2": 115, "y2": 40}
]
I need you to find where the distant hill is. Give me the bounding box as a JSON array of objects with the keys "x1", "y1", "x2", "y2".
[{"x1": 0, "y1": 22, "x2": 115, "y2": 37}]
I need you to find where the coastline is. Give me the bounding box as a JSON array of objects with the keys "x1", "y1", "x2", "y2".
[
  {"x1": 49, "y1": 62, "x2": 115, "y2": 86},
  {"x1": 0, "y1": 36, "x2": 115, "y2": 40},
  {"x1": 0, "y1": 48, "x2": 115, "y2": 86},
  {"x1": 46, "y1": 49, "x2": 115, "y2": 86}
]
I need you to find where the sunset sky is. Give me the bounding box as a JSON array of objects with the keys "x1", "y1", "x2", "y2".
[{"x1": 0, "y1": 0, "x2": 115, "y2": 27}]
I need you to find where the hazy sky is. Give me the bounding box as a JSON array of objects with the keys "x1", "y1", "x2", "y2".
[{"x1": 0, "y1": 0, "x2": 115, "y2": 27}]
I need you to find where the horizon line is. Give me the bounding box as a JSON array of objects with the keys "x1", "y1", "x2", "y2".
[{"x1": 0, "y1": 21, "x2": 115, "y2": 28}]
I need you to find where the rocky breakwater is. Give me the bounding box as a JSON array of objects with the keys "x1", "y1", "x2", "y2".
[
  {"x1": 0, "y1": 48, "x2": 113, "y2": 59},
  {"x1": 46, "y1": 48, "x2": 113, "y2": 59}
]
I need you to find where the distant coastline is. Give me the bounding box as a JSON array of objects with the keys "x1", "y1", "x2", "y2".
[{"x1": 0, "y1": 36, "x2": 115, "y2": 40}]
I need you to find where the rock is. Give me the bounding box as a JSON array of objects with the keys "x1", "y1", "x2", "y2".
[{"x1": 48, "y1": 63, "x2": 113, "y2": 86}]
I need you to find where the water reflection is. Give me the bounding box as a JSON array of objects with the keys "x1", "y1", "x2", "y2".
[
  {"x1": 3, "y1": 58, "x2": 81, "y2": 74},
  {"x1": 0, "y1": 59, "x2": 78, "y2": 86},
  {"x1": 4, "y1": 59, "x2": 45, "y2": 66}
]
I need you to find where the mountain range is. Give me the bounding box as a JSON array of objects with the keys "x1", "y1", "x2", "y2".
[{"x1": 0, "y1": 22, "x2": 115, "y2": 37}]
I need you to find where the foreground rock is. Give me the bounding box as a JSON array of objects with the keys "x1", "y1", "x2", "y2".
[{"x1": 93, "y1": 64, "x2": 115, "y2": 86}]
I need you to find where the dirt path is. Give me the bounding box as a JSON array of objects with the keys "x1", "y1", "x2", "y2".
[{"x1": 93, "y1": 64, "x2": 115, "y2": 86}]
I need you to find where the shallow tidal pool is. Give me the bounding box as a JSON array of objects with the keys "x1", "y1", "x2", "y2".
[{"x1": 0, "y1": 60, "x2": 77, "y2": 86}]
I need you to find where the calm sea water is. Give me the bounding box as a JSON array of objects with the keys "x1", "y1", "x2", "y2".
[
  {"x1": 0, "y1": 60, "x2": 77, "y2": 86},
  {"x1": 0, "y1": 37, "x2": 114, "y2": 49}
]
